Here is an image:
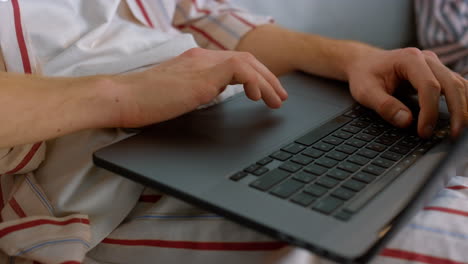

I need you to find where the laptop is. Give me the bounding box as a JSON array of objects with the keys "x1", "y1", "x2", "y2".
[{"x1": 93, "y1": 72, "x2": 457, "y2": 263}]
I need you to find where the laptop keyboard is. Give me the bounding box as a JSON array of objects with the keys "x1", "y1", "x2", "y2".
[{"x1": 229, "y1": 105, "x2": 450, "y2": 221}]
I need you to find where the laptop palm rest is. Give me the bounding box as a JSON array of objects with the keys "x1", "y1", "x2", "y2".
[{"x1": 94, "y1": 74, "x2": 353, "y2": 194}]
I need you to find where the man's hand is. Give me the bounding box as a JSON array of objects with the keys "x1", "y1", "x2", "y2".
[
  {"x1": 236, "y1": 24, "x2": 468, "y2": 138},
  {"x1": 113, "y1": 48, "x2": 288, "y2": 128},
  {"x1": 347, "y1": 48, "x2": 468, "y2": 138}
]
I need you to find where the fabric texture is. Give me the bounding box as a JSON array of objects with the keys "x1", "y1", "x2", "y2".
[{"x1": 415, "y1": 0, "x2": 468, "y2": 78}]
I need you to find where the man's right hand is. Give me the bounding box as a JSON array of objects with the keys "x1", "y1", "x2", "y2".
[{"x1": 112, "y1": 48, "x2": 288, "y2": 128}]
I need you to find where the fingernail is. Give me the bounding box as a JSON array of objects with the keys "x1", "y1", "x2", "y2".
[
  {"x1": 392, "y1": 110, "x2": 410, "y2": 126},
  {"x1": 424, "y1": 125, "x2": 434, "y2": 138}
]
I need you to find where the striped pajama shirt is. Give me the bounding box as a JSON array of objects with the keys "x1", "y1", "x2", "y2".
[{"x1": 0, "y1": 0, "x2": 467, "y2": 264}]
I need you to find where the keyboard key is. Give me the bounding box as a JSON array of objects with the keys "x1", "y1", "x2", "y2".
[
  {"x1": 291, "y1": 155, "x2": 314, "y2": 165},
  {"x1": 366, "y1": 143, "x2": 387, "y2": 152},
  {"x1": 371, "y1": 158, "x2": 395, "y2": 169},
  {"x1": 337, "y1": 162, "x2": 361, "y2": 173},
  {"x1": 316, "y1": 177, "x2": 339, "y2": 189},
  {"x1": 343, "y1": 125, "x2": 362, "y2": 134},
  {"x1": 293, "y1": 171, "x2": 317, "y2": 183},
  {"x1": 304, "y1": 184, "x2": 328, "y2": 197},
  {"x1": 323, "y1": 136, "x2": 344, "y2": 146},
  {"x1": 270, "y1": 179, "x2": 305, "y2": 198},
  {"x1": 313, "y1": 196, "x2": 343, "y2": 214},
  {"x1": 313, "y1": 142, "x2": 334, "y2": 152},
  {"x1": 316, "y1": 157, "x2": 339, "y2": 168},
  {"x1": 353, "y1": 172, "x2": 376, "y2": 184},
  {"x1": 331, "y1": 188, "x2": 356, "y2": 200},
  {"x1": 230, "y1": 171, "x2": 248, "y2": 181},
  {"x1": 389, "y1": 145, "x2": 411, "y2": 155},
  {"x1": 326, "y1": 151, "x2": 348, "y2": 161},
  {"x1": 342, "y1": 125, "x2": 362, "y2": 134},
  {"x1": 350, "y1": 120, "x2": 370, "y2": 128},
  {"x1": 375, "y1": 136, "x2": 397, "y2": 146},
  {"x1": 250, "y1": 169, "x2": 290, "y2": 191},
  {"x1": 303, "y1": 148, "x2": 324, "y2": 158},
  {"x1": 304, "y1": 164, "x2": 328, "y2": 176},
  {"x1": 363, "y1": 127, "x2": 383, "y2": 136},
  {"x1": 357, "y1": 115, "x2": 374, "y2": 123},
  {"x1": 382, "y1": 132, "x2": 403, "y2": 141},
  {"x1": 363, "y1": 164, "x2": 386, "y2": 176},
  {"x1": 296, "y1": 115, "x2": 352, "y2": 146},
  {"x1": 279, "y1": 162, "x2": 303, "y2": 173},
  {"x1": 344, "y1": 166, "x2": 405, "y2": 214},
  {"x1": 252, "y1": 167, "x2": 269, "y2": 176},
  {"x1": 334, "y1": 210, "x2": 353, "y2": 221},
  {"x1": 257, "y1": 157, "x2": 273, "y2": 166},
  {"x1": 346, "y1": 139, "x2": 366, "y2": 148},
  {"x1": 327, "y1": 169, "x2": 351, "y2": 180},
  {"x1": 342, "y1": 179, "x2": 366, "y2": 192},
  {"x1": 347, "y1": 155, "x2": 370, "y2": 166},
  {"x1": 336, "y1": 144, "x2": 357, "y2": 155},
  {"x1": 381, "y1": 151, "x2": 403, "y2": 161},
  {"x1": 245, "y1": 164, "x2": 262, "y2": 173},
  {"x1": 333, "y1": 131, "x2": 353, "y2": 139},
  {"x1": 291, "y1": 192, "x2": 316, "y2": 206},
  {"x1": 355, "y1": 133, "x2": 375, "y2": 142},
  {"x1": 357, "y1": 149, "x2": 378, "y2": 159},
  {"x1": 270, "y1": 151, "x2": 292, "y2": 161},
  {"x1": 397, "y1": 138, "x2": 420, "y2": 148},
  {"x1": 344, "y1": 108, "x2": 364, "y2": 118},
  {"x1": 282, "y1": 143, "x2": 306, "y2": 154}
]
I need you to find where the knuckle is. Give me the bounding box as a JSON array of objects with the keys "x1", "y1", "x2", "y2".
[
  {"x1": 376, "y1": 96, "x2": 396, "y2": 117},
  {"x1": 422, "y1": 50, "x2": 438, "y2": 59},
  {"x1": 182, "y1": 47, "x2": 204, "y2": 58},
  {"x1": 423, "y1": 80, "x2": 442, "y2": 93},
  {"x1": 238, "y1": 51, "x2": 255, "y2": 61},
  {"x1": 402, "y1": 47, "x2": 423, "y2": 57}
]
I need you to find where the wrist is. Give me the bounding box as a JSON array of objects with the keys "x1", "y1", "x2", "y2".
[
  {"x1": 293, "y1": 34, "x2": 381, "y2": 81},
  {"x1": 76, "y1": 75, "x2": 124, "y2": 129}
]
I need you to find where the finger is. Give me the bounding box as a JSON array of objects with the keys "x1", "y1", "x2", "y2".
[
  {"x1": 214, "y1": 56, "x2": 282, "y2": 108},
  {"x1": 396, "y1": 48, "x2": 441, "y2": 138},
  {"x1": 455, "y1": 73, "x2": 468, "y2": 125},
  {"x1": 352, "y1": 79, "x2": 413, "y2": 128},
  {"x1": 243, "y1": 53, "x2": 289, "y2": 101},
  {"x1": 424, "y1": 51, "x2": 468, "y2": 137}
]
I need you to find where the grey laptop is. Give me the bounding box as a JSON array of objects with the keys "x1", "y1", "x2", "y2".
[{"x1": 93, "y1": 72, "x2": 457, "y2": 263}]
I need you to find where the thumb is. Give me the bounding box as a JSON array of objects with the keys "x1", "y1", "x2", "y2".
[{"x1": 353, "y1": 82, "x2": 413, "y2": 128}]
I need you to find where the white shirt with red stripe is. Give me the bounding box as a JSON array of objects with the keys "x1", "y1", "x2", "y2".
[{"x1": 0, "y1": 0, "x2": 468, "y2": 264}]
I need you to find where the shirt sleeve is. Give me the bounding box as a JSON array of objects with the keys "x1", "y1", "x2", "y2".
[
  {"x1": 173, "y1": 0, "x2": 274, "y2": 51},
  {"x1": 415, "y1": 0, "x2": 468, "y2": 77},
  {"x1": 0, "y1": 142, "x2": 46, "y2": 175}
]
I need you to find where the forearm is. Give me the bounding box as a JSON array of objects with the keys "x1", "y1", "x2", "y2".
[
  {"x1": 235, "y1": 24, "x2": 380, "y2": 80},
  {"x1": 0, "y1": 73, "x2": 118, "y2": 148}
]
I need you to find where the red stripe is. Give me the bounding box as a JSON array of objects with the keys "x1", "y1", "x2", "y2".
[
  {"x1": 0, "y1": 217, "x2": 90, "y2": 239},
  {"x1": 102, "y1": 238, "x2": 286, "y2": 251},
  {"x1": 191, "y1": 0, "x2": 211, "y2": 15},
  {"x1": 9, "y1": 197, "x2": 26, "y2": 218},
  {"x1": 11, "y1": 0, "x2": 31, "y2": 74},
  {"x1": 3, "y1": 142, "x2": 42, "y2": 175},
  {"x1": 0, "y1": 180, "x2": 3, "y2": 222},
  {"x1": 381, "y1": 248, "x2": 465, "y2": 264},
  {"x1": 33, "y1": 261, "x2": 43, "y2": 264},
  {"x1": 138, "y1": 195, "x2": 163, "y2": 203},
  {"x1": 424, "y1": 206, "x2": 468, "y2": 217},
  {"x1": 447, "y1": 185, "x2": 468, "y2": 190},
  {"x1": 135, "y1": 0, "x2": 154, "y2": 28},
  {"x1": 181, "y1": 25, "x2": 227, "y2": 50},
  {"x1": 229, "y1": 12, "x2": 256, "y2": 29}
]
